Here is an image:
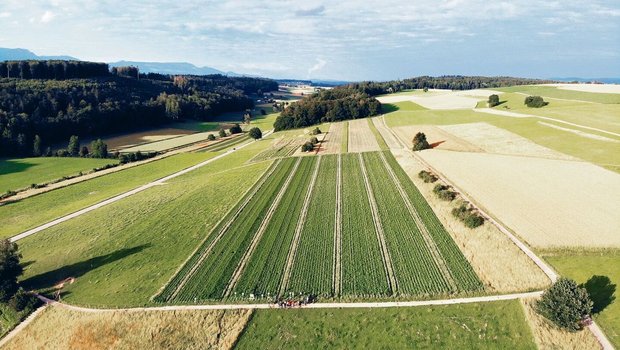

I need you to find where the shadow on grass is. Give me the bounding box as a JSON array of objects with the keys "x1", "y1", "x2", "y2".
[
  {"x1": 0, "y1": 159, "x2": 36, "y2": 179},
  {"x1": 381, "y1": 103, "x2": 400, "y2": 114},
  {"x1": 430, "y1": 140, "x2": 446, "y2": 148},
  {"x1": 22, "y1": 244, "x2": 151, "y2": 290},
  {"x1": 582, "y1": 275, "x2": 616, "y2": 314}
]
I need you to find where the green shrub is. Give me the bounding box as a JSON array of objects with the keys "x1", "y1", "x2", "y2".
[
  {"x1": 310, "y1": 127, "x2": 322, "y2": 135},
  {"x1": 537, "y1": 278, "x2": 593, "y2": 331},
  {"x1": 9, "y1": 289, "x2": 40, "y2": 312},
  {"x1": 412, "y1": 132, "x2": 430, "y2": 151},
  {"x1": 301, "y1": 142, "x2": 315, "y2": 152},
  {"x1": 219, "y1": 129, "x2": 227, "y2": 138},
  {"x1": 310, "y1": 137, "x2": 319, "y2": 145},
  {"x1": 229, "y1": 123, "x2": 243, "y2": 134},
  {"x1": 207, "y1": 134, "x2": 216, "y2": 141},
  {"x1": 451, "y1": 204, "x2": 484, "y2": 228},
  {"x1": 524, "y1": 95, "x2": 548, "y2": 108},
  {"x1": 488, "y1": 94, "x2": 500, "y2": 107},
  {"x1": 248, "y1": 127, "x2": 262, "y2": 140},
  {"x1": 418, "y1": 170, "x2": 438, "y2": 183},
  {"x1": 433, "y1": 184, "x2": 456, "y2": 201}
]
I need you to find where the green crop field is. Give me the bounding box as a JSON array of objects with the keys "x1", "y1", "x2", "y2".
[
  {"x1": 0, "y1": 152, "x2": 219, "y2": 239},
  {"x1": 496, "y1": 85, "x2": 620, "y2": 104},
  {"x1": 384, "y1": 104, "x2": 620, "y2": 173},
  {"x1": 16, "y1": 143, "x2": 273, "y2": 307},
  {"x1": 544, "y1": 250, "x2": 620, "y2": 348},
  {"x1": 157, "y1": 150, "x2": 481, "y2": 303},
  {"x1": 235, "y1": 300, "x2": 537, "y2": 349},
  {"x1": 0, "y1": 157, "x2": 117, "y2": 193}
]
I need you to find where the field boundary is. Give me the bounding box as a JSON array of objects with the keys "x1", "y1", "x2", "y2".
[
  {"x1": 279, "y1": 156, "x2": 322, "y2": 296},
  {"x1": 224, "y1": 157, "x2": 303, "y2": 297},
  {"x1": 358, "y1": 153, "x2": 398, "y2": 294},
  {"x1": 9, "y1": 131, "x2": 273, "y2": 243},
  {"x1": 379, "y1": 151, "x2": 458, "y2": 291},
  {"x1": 333, "y1": 154, "x2": 343, "y2": 296},
  {"x1": 161, "y1": 159, "x2": 282, "y2": 301}
]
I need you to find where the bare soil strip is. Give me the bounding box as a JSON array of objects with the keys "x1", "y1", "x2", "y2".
[
  {"x1": 378, "y1": 151, "x2": 458, "y2": 291},
  {"x1": 319, "y1": 123, "x2": 344, "y2": 154},
  {"x1": 358, "y1": 153, "x2": 398, "y2": 294},
  {"x1": 279, "y1": 156, "x2": 322, "y2": 296},
  {"x1": 163, "y1": 159, "x2": 282, "y2": 301},
  {"x1": 223, "y1": 158, "x2": 303, "y2": 297},
  {"x1": 333, "y1": 154, "x2": 343, "y2": 296},
  {"x1": 348, "y1": 119, "x2": 381, "y2": 153}
]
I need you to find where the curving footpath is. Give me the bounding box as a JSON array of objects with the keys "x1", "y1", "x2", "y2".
[{"x1": 9, "y1": 131, "x2": 272, "y2": 243}]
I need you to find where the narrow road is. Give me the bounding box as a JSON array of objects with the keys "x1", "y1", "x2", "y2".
[{"x1": 9, "y1": 131, "x2": 272, "y2": 243}]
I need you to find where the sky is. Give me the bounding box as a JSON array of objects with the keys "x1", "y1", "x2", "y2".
[{"x1": 0, "y1": 0, "x2": 619, "y2": 81}]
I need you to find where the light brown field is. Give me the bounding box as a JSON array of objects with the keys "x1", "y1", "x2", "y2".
[
  {"x1": 348, "y1": 118, "x2": 381, "y2": 153},
  {"x1": 393, "y1": 125, "x2": 482, "y2": 152},
  {"x1": 318, "y1": 122, "x2": 344, "y2": 154},
  {"x1": 4, "y1": 306, "x2": 252, "y2": 350},
  {"x1": 520, "y1": 298, "x2": 601, "y2": 349},
  {"x1": 377, "y1": 89, "x2": 501, "y2": 109},
  {"x1": 102, "y1": 128, "x2": 194, "y2": 151},
  {"x1": 418, "y1": 149, "x2": 620, "y2": 248},
  {"x1": 120, "y1": 131, "x2": 218, "y2": 153},
  {"x1": 438, "y1": 122, "x2": 576, "y2": 159},
  {"x1": 547, "y1": 83, "x2": 620, "y2": 94},
  {"x1": 372, "y1": 117, "x2": 401, "y2": 149},
  {"x1": 391, "y1": 149, "x2": 550, "y2": 292}
]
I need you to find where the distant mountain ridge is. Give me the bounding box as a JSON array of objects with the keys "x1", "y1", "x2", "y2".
[
  {"x1": 108, "y1": 60, "x2": 239, "y2": 76},
  {"x1": 551, "y1": 77, "x2": 620, "y2": 84},
  {"x1": 0, "y1": 47, "x2": 78, "y2": 61}
]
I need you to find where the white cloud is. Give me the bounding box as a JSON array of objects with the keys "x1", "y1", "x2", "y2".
[
  {"x1": 307, "y1": 58, "x2": 326, "y2": 77},
  {"x1": 0, "y1": 12, "x2": 11, "y2": 18},
  {"x1": 40, "y1": 10, "x2": 55, "y2": 23}
]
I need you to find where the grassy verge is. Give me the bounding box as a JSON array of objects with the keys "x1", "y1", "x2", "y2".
[
  {"x1": 544, "y1": 250, "x2": 620, "y2": 348},
  {"x1": 235, "y1": 300, "x2": 537, "y2": 349},
  {"x1": 367, "y1": 118, "x2": 389, "y2": 150},
  {"x1": 341, "y1": 121, "x2": 349, "y2": 153},
  {"x1": 0, "y1": 152, "x2": 219, "y2": 239},
  {"x1": 1, "y1": 157, "x2": 118, "y2": 193}
]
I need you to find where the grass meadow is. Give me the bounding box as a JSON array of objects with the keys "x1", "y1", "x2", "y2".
[
  {"x1": 0, "y1": 157, "x2": 117, "y2": 193},
  {"x1": 236, "y1": 300, "x2": 537, "y2": 349}
]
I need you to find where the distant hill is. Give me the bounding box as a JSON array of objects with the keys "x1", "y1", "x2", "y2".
[
  {"x1": 552, "y1": 77, "x2": 620, "y2": 84},
  {"x1": 109, "y1": 60, "x2": 239, "y2": 76},
  {"x1": 0, "y1": 47, "x2": 78, "y2": 61}
]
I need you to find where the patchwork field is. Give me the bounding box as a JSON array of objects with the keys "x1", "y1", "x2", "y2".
[
  {"x1": 0, "y1": 157, "x2": 117, "y2": 193},
  {"x1": 377, "y1": 89, "x2": 500, "y2": 110},
  {"x1": 119, "y1": 131, "x2": 218, "y2": 153},
  {"x1": 418, "y1": 149, "x2": 620, "y2": 249},
  {"x1": 236, "y1": 301, "x2": 538, "y2": 349},
  {"x1": 100, "y1": 127, "x2": 194, "y2": 151},
  {"x1": 318, "y1": 122, "x2": 344, "y2": 154},
  {"x1": 3, "y1": 306, "x2": 251, "y2": 350},
  {"x1": 156, "y1": 151, "x2": 482, "y2": 303}
]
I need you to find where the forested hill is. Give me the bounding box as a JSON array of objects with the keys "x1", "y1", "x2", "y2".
[
  {"x1": 346, "y1": 76, "x2": 556, "y2": 95},
  {"x1": 273, "y1": 75, "x2": 555, "y2": 131},
  {"x1": 0, "y1": 60, "x2": 278, "y2": 156}
]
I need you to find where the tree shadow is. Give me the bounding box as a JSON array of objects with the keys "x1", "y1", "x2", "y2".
[
  {"x1": 430, "y1": 140, "x2": 446, "y2": 148},
  {"x1": 582, "y1": 275, "x2": 616, "y2": 314},
  {"x1": 381, "y1": 103, "x2": 400, "y2": 114},
  {"x1": 0, "y1": 159, "x2": 37, "y2": 177},
  {"x1": 21, "y1": 244, "x2": 151, "y2": 290}
]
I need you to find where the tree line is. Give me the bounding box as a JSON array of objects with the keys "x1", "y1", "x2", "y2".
[
  {"x1": 0, "y1": 60, "x2": 109, "y2": 80},
  {"x1": 0, "y1": 61, "x2": 277, "y2": 157},
  {"x1": 274, "y1": 88, "x2": 381, "y2": 131}
]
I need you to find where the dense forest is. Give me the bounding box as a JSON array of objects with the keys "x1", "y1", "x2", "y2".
[
  {"x1": 0, "y1": 60, "x2": 277, "y2": 156},
  {"x1": 346, "y1": 75, "x2": 556, "y2": 95},
  {"x1": 274, "y1": 88, "x2": 381, "y2": 131},
  {"x1": 273, "y1": 75, "x2": 554, "y2": 131},
  {"x1": 0, "y1": 60, "x2": 109, "y2": 80}
]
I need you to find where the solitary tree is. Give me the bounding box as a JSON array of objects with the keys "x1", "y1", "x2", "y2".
[
  {"x1": 229, "y1": 123, "x2": 243, "y2": 134},
  {"x1": 0, "y1": 240, "x2": 23, "y2": 302},
  {"x1": 32, "y1": 135, "x2": 42, "y2": 157},
  {"x1": 412, "y1": 132, "x2": 430, "y2": 151},
  {"x1": 207, "y1": 134, "x2": 216, "y2": 141},
  {"x1": 248, "y1": 127, "x2": 262, "y2": 140},
  {"x1": 67, "y1": 135, "x2": 80, "y2": 156},
  {"x1": 219, "y1": 129, "x2": 227, "y2": 138},
  {"x1": 525, "y1": 95, "x2": 548, "y2": 108},
  {"x1": 488, "y1": 94, "x2": 500, "y2": 107},
  {"x1": 90, "y1": 139, "x2": 108, "y2": 158},
  {"x1": 537, "y1": 278, "x2": 593, "y2": 331},
  {"x1": 301, "y1": 141, "x2": 314, "y2": 152}
]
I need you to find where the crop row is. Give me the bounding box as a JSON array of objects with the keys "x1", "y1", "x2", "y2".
[
  {"x1": 382, "y1": 151, "x2": 483, "y2": 291},
  {"x1": 340, "y1": 154, "x2": 391, "y2": 296},
  {"x1": 286, "y1": 155, "x2": 338, "y2": 297},
  {"x1": 163, "y1": 158, "x2": 298, "y2": 302},
  {"x1": 232, "y1": 156, "x2": 318, "y2": 297},
  {"x1": 362, "y1": 152, "x2": 454, "y2": 295}
]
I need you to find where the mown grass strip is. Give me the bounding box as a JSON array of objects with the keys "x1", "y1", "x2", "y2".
[
  {"x1": 367, "y1": 118, "x2": 389, "y2": 150},
  {"x1": 341, "y1": 122, "x2": 349, "y2": 153}
]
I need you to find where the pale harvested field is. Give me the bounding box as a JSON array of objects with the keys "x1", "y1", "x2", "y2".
[
  {"x1": 103, "y1": 128, "x2": 194, "y2": 151},
  {"x1": 419, "y1": 150, "x2": 620, "y2": 248},
  {"x1": 318, "y1": 122, "x2": 344, "y2": 154},
  {"x1": 120, "y1": 131, "x2": 217, "y2": 153},
  {"x1": 348, "y1": 118, "x2": 381, "y2": 153},
  {"x1": 377, "y1": 89, "x2": 501, "y2": 109},
  {"x1": 5, "y1": 306, "x2": 251, "y2": 350},
  {"x1": 392, "y1": 148, "x2": 549, "y2": 292},
  {"x1": 372, "y1": 117, "x2": 402, "y2": 149},
  {"x1": 547, "y1": 83, "x2": 620, "y2": 94},
  {"x1": 538, "y1": 121, "x2": 620, "y2": 143},
  {"x1": 438, "y1": 122, "x2": 576, "y2": 160},
  {"x1": 520, "y1": 298, "x2": 601, "y2": 349},
  {"x1": 393, "y1": 125, "x2": 482, "y2": 152}
]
